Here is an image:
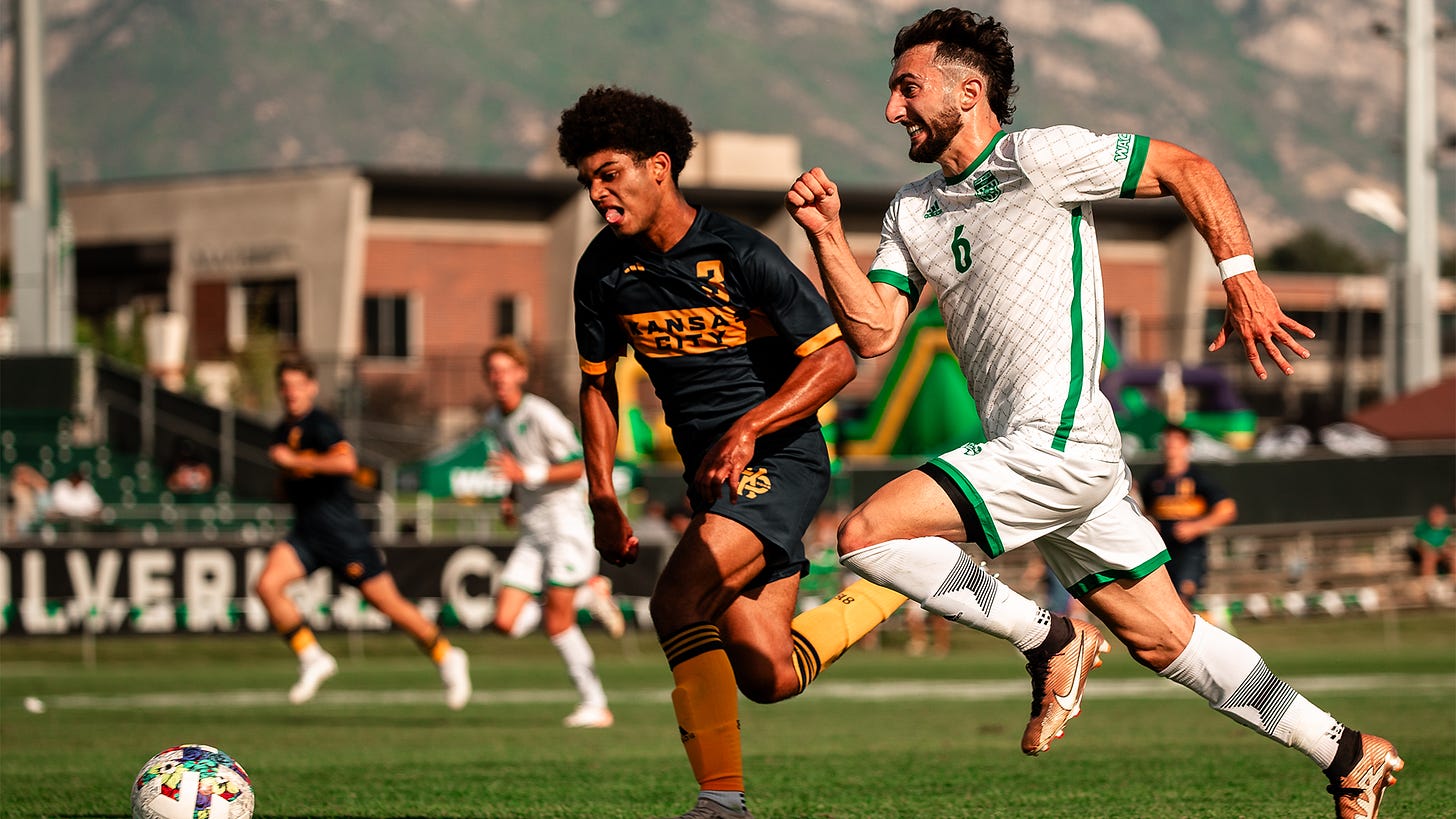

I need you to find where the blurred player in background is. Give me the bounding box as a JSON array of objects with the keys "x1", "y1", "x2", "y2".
[
  {"x1": 786, "y1": 9, "x2": 1400, "y2": 818},
  {"x1": 560, "y1": 86, "x2": 907, "y2": 819},
  {"x1": 481, "y1": 338, "x2": 619, "y2": 728},
  {"x1": 1140, "y1": 424, "x2": 1238, "y2": 613},
  {"x1": 254, "y1": 354, "x2": 472, "y2": 710}
]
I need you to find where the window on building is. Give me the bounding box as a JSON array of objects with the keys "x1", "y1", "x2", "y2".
[
  {"x1": 496, "y1": 295, "x2": 529, "y2": 339},
  {"x1": 364, "y1": 294, "x2": 414, "y2": 358},
  {"x1": 1106, "y1": 311, "x2": 1139, "y2": 362},
  {"x1": 239, "y1": 278, "x2": 298, "y2": 347}
]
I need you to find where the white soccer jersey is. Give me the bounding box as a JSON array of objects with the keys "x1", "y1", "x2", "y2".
[
  {"x1": 485, "y1": 393, "x2": 592, "y2": 536},
  {"x1": 870, "y1": 126, "x2": 1150, "y2": 462}
]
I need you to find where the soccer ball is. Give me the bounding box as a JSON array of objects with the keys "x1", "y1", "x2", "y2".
[{"x1": 131, "y1": 743, "x2": 254, "y2": 819}]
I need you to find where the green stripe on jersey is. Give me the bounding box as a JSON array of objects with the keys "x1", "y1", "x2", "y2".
[
  {"x1": 1119, "y1": 135, "x2": 1150, "y2": 198},
  {"x1": 1052, "y1": 208, "x2": 1086, "y2": 452},
  {"x1": 868, "y1": 269, "x2": 922, "y2": 305}
]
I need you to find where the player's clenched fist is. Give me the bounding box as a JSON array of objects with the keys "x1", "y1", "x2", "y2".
[
  {"x1": 590, "y1": 501, "x2": 639, "y2": 567},
  {"x1": 785, "y1": 167, "x2": 841, "y2": 234}
]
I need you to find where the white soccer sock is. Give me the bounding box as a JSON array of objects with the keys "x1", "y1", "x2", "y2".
[
  {"x1": 841, "y1": 537, "x2": 1050, "y2": 651},
  {"x1": 1158, "y1": 617, "x2": 1345, "y2": 768},
  {"x1": 508, "y1": 599, "x2": 542, "y2": 638},
  {"x1": 550, "y1": 626, "x2": 608, "y2": 708},
  {"x1": 699, "y1": 790, "x2": 747, "y2": 814}
]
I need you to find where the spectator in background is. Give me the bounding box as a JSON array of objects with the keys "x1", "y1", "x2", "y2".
[
  {"x1": 633, "y1": 499, "x2": 680, "y2": 548},
  {"x1": 1021, "y1": 553, "x2": 1088, "y2": 623},
  {"x1": 48, "y1": 468, "x2": 103, "y2": 522},
  {"x1": 166, "y1": 438, "x2": 215, "y2": 496},
  {"x1": 1139, "y1": 424, "x2": 1238, "y2": 614},
  {"x1": 904, "y1": 601, "x2": 950, "y2": 658},
  {"x1": 4, "y1": 463, "x2": 52, "y2": 535},
  {"x1": 1410, "y1": 504, "x2": 1453, "y2": 597}
]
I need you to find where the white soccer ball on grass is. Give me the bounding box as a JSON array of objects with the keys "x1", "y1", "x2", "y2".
[{"x1": 131, "y1": 743, "x2": 254, "y2": 819}]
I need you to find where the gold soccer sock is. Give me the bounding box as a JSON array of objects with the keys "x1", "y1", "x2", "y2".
[
  {"x1": 281, "y1": 624, "x2": 318, "y2": 656},
  {"x1": 789, "y1": 579, "x2": 907, "y2": 692},
  {"x1": 661, "y1": 623, "x2": 744, "y2": 793},
  {"x1": 421, "y1": 631, "x2": 454, "y2": 664}
]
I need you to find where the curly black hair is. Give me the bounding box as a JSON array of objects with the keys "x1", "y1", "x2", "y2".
[
  {"x1": 556, "y1": 86, "x2": 697, "y2": 183},
  {"x1": 893, "y1": 8, "x2": 1018, "y2": 126}
]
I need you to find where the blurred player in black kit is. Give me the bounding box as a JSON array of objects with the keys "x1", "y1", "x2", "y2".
[{"x1": 253, "y1": 354, "x2": 473, "y2": 710}]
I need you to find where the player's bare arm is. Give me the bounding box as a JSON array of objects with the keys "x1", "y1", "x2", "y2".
[
  {"x1": 1134, "y1": 139, "x2": 1314, "y2": 379},
  {"x1": 691, "y1": 339, "x2": 855, "y2": 505},
  {"x1": 1171, "y1": 497, "x2": 1238, "y2": 543},
  {"x1": 269, "y1": 441, "x2": 358, "y2": 476},
  {"x1": 490, "y1": 451, "x2": 584, "y2": 486},
  {"x1": 580, "y1": 366, "x2": 639, "y2": 566},
  {"x1": 787, "y1": 168, "x2": 911, "y2": 357}
]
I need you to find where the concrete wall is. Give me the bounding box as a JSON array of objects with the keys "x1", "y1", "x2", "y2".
[{"x1": 59, "y1": 168, "x2": 370, "y2": 397}]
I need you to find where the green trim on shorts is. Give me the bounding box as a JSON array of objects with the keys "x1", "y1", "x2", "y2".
[
  {"x1": 1066, "y1": 549, "x2": 1170, "y2": 597},
  {"x1": 928, "y1": 456, "x2": 1006, "y2": 557}
]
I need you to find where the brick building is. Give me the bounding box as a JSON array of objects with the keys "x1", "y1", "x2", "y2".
[{"x1": 9, "y1": 132, "x2": 1437, "y2": 455}]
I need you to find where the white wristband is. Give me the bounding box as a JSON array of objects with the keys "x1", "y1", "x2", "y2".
[
  {"x1": 1217, "y1": 254, "x2": 1256, "y2": 282},
  {"x1": 521, "y1": 464, "x2": 548, "y2": 490}
]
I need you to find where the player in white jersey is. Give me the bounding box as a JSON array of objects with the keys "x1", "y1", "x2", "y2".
[
  {"x1": 786, "y1": 9, "x2": 1400, "y2": 819},
  {"x1": 482, "y1": 338, "x2": 619, "y2": 728}
]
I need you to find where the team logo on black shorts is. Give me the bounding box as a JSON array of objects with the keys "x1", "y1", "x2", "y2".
[
  {"x1": 736, "y1": 467, "x2": 772, "y2": 499},
  {"x1": 346, "y1": 562, "x2": 364, "y2": 579}
]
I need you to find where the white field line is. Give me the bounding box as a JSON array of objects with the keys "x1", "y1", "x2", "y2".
[{"x1": 26, "y1": 673, "x2": 1455, "y2": 712}]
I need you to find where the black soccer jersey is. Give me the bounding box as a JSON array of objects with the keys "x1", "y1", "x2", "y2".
[
  {"x1": 1139, "y1": 464, "x2": 1230, "y2": 551},
  {"x1": 272, "y1": 408, "x2": 365, "y2": 536},
  {"x1": 574, "y1": 207, "x2": 842, "y2": 462}
]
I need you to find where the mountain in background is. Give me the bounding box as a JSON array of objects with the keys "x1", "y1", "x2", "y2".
[{"x1": 2, "y1": 0, "x2": 1452, "y2": 258}]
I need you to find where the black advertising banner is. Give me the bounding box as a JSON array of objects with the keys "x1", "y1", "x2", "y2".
[{"x1": 0, "y1": 540, "x2": 663, "y2": 636}]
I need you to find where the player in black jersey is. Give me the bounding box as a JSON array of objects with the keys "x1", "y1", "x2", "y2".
[
  {"x1": 1139, "y1": 424, "x2": 1238, "y2": 613},
  {"x1": 560, "y1": 86, "x2": 907, "y2": 819},
  {"x1": 253, "y1": 354, "x2": 472, "y2": 710}
]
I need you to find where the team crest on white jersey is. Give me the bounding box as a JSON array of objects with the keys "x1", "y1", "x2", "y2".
[{"x1": 972, "y1": 171, "x2": 1000, "y2": 202}]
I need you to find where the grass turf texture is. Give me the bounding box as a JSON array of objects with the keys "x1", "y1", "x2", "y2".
[{"x1": 2, "y1": 611, "x2": 1452, "y2": 818}]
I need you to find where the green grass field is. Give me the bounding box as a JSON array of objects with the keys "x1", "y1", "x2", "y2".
[{"x1": 2, "y1": 611, "x2": 1453, "y2": 818}]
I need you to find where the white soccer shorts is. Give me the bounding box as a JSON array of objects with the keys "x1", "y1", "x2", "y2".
[
  {"x1": 925, "y1": 429, "x2": 1169, "y2": 597},
  {"x1": 498, "y1": 524, "x2": 600, "y2": 593}
]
